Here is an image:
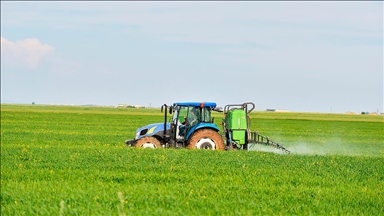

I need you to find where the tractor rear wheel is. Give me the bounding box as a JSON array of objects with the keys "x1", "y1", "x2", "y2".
[
  {"x1": 134, "y1": 137, "x2": 162, "y2": 149},
  {"x1": 187, "y1": 129, "x2": 225, "y2": 150}
]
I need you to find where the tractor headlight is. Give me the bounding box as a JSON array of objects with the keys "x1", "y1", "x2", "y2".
[{"x1": 135, "y1": 128, "x2": 149, "y2": 139}]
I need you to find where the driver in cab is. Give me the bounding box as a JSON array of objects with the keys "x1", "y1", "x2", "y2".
[{"x1": 179, "y1": 108, "x2": 198, "y2": 136}]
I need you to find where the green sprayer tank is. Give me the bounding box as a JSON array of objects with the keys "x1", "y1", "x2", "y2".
[{"x1": 225, "y1": 109, "x2": 248, "y2": 144}]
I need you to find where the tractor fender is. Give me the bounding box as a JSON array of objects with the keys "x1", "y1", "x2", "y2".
[{"x1": 185, "y1": 123, "x2": 220, "y2": 140}]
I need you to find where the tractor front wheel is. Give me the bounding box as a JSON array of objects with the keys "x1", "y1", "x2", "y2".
[
  {"x1": 134, "y1": 137, "x2": 162, "y2": 149},
  {"x1": 187, "y1": 129, "x2": 225, "y2": 150}
]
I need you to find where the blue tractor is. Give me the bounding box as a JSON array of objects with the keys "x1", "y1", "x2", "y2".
[
  {"x1": 125, "y1": 102, "x2": 225, "y2": 150},
  {"x1": 125, "y1": 101, "x2": 290, "y2": 153}
]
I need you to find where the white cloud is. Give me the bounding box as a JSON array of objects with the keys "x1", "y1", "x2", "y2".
[{"x1": 1, "y1": 37, "x2": 55, "y2": 69}]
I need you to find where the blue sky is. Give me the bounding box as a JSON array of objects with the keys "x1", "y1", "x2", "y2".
[{"x1": 1, "y1": 1, "x2": 383, "y2": 113}]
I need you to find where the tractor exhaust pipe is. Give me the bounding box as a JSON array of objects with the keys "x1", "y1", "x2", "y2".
[
  {"x1": 161, "y1": 104, "x2": 167, "y2": 143},
  {"x1": 161, "y1": 104, "x2": 172, "y2": 147}
]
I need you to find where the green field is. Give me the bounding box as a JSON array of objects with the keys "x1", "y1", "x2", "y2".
[{"x1": 1, "y1": 104, "x2": 383, "y2": 215}]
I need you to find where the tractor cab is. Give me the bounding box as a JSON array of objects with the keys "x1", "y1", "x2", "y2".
[{"x1": 170, "y1": 102, "x2": 219, "y2": 144}]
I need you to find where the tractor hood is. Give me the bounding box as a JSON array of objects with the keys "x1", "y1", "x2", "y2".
[{"x1": 135, "y1": 122, "x2": 170, "y2": 140}]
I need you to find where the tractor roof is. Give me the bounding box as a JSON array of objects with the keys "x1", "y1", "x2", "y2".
[{"x1": 173, "y1": 102, "x2": 217, "y2": 108}]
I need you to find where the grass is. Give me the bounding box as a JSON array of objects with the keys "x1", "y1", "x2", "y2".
[{"x1": 1, "y1": 104, "x2": 383, "y2": 215}]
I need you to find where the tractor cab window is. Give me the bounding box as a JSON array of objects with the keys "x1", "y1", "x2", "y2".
[
  {"x1": 178, "y1": 107, "x2": 188, "y2": 123},
  {"x1": 201, "y1": 107, "x2": 212, "y2": 122},
  {"x1": 187, "y1": 106, "x2": 200, "y2": 126},
  {"x1": 172, "y1": 106, "x2": 187, "y2": 124},
  {"x1": 178, "y1": 106, "x2": 200, "y2": 137}
]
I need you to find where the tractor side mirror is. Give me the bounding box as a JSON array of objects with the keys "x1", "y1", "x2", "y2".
[{"x1": 169, "y1": 106, "x2": 173, "y2": 114}]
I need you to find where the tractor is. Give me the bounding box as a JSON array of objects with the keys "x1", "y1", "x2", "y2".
[{"x1": 125, "y1": 101, "x2": 290, "y2": 153}]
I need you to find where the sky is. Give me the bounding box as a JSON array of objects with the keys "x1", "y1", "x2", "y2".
[{"x1": 1, "y1": 1, "x2": 383, "y2": 113}]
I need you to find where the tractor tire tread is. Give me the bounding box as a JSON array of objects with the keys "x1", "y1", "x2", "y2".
[
  {"x1": 134, "y1": 136, "x2": 162, "y2": 148},
  {"x1": 187, "y1": 129, "x2": 225, "y2": 150}
]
